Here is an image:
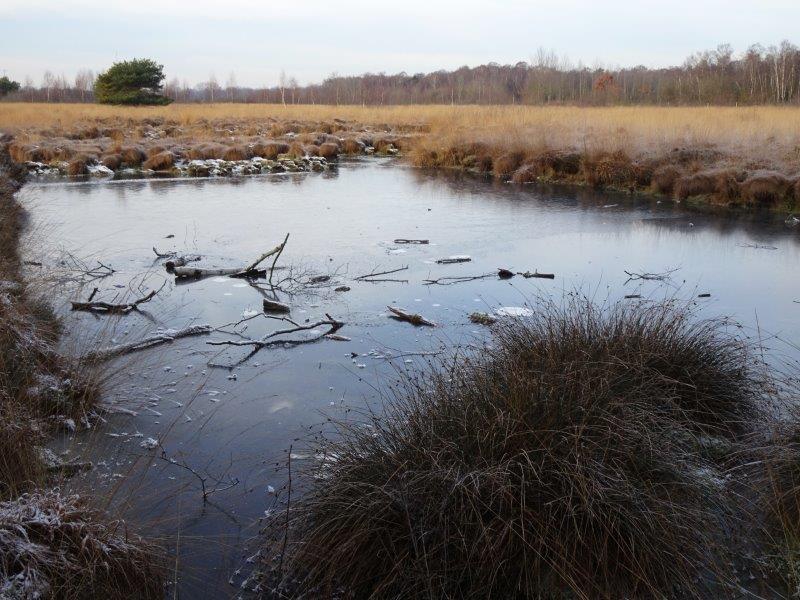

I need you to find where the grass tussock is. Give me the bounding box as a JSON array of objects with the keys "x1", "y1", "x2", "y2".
[
  {"x1": 263, "y1": 299, "x2": 762, "y2": 599},
  {"x1": 0, "y1": 489, "x2": 163, "y2": 599},
  {"x1": 142, "y1": 150, "x2": 175, "y2": 171}
]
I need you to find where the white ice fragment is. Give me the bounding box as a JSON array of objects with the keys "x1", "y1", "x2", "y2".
[
  {"x1": 139, "y1": 437, "x2": 159, "y2": 450},
  {"x1": 495, "y1": 306, "x2": 534, "y2": 318}
]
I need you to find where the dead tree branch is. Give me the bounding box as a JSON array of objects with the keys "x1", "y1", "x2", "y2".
[
  {"x1": 84, "y1": 324, "x2": 212, "y2": 362},
  {"x1": 393, "y1": 239, "x2": 429, "y2": 244},
  {"x1": 172, "y1": 235, "x2": 289, "y2": 280},
  {"x1": 423, "y1": 273, "x2": 493, "y2": 286},
  {"x1": 624, "y1": 267, "x2": 679, "y2": 283},
  {"x1": 387, "y1": 306, "x2": 436, "y2": 327},
  {"x1": 354, "y1": 265, "x2": 409, "y2": 283},
  {"x1": 207, "y1": 314, "x2": 345, "y2": 367},
  {"x1": 70, "y1": 282, "x2": 166, "y2": 314}
]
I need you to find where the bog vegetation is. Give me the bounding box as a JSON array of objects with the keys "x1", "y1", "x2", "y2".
[
  {"x1": 261, "y1": 299, "x2": 800, "y2": 599},
  {"x1": 0, "y1": 137, "x2": 164, "y2": 598}
]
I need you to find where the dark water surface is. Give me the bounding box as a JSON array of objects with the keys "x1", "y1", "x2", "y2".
[{"x1": 18, "y1": 158, "x2": 800, "y2": 598}]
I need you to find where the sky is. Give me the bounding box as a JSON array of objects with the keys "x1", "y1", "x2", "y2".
[{"x1": 1, "y1": 0, "x2": 799, "y2": 88}]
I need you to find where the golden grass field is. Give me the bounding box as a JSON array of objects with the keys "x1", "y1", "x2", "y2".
[
  {"x1": 3, "y1": 103, "x2": 800, "y2": 207},
  {"x1": 3, "y1": 103, "x2": 800, "y2": 158}
]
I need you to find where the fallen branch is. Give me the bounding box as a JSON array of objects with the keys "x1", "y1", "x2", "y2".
[
  {"x1": 624, "y1": 268, "x2": 679, "y2": 282},
  {"x1": 165, "y1": 254, "x2": 201, "y2": 270},
  {"x1": 70, "y1": 282, "x2": 165, "y2": 314},
  {"x1": 208, "y1": 314, "x2": 344, "y2": 366},
  {"x1": 423, "y1": 273, "x2": 493, "y2": 286},
  {"x1": 84, "y1": 324, "x2": 212, "y2": 361},
  {"x1": 436, "y1": 255, "x2": 471, "y2": 264},
  {"x1": 393, "y1": 239, "x2": 429, "y2": 245},
  {"x1": 520, "y1": 271, "x2": 555, "y2": 279},
  {"x1": 173, "y1": 235, "x2": 289, "y2": 280},
  {"x1": 354, "y1": 265, "x2": 409, "y2": 282},
  {"x1": 387, "y1": 306, "x2": 436, "y2": 327},
  {"x1": 173, "y1": 265, "x2": 262, "y2": 278}
]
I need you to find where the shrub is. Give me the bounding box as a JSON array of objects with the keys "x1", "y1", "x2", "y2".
[
  {"x1": 94, "y1": 58, "x2": 172, "y2": 106},
  {"x1": 674, "y1": 169, "x2": 743, "y2": 201},
  {"x1": 492, "y1": 151, "x2": 526, "y2": 177},
  {"x1": 264, "y1": 300, "x2": 760, "y2": 598},
  {"x1": 287, "y1": 142, "x2": 306, "y2": 159},
  {"x1": 142, "y1": 151, "x2": 174, "y2": 171},
  {"x1": 66, "y1": 156, "x2": 90, "y2": 177},
  {"x1": 119, "y1": 146, "x2": 146, "y2": 167},
  {"x1": 222, "y1": 146, "x2": 251, "y2": 161},
  {"x1": 101, "y1": 154, "x2": 122, "y2": 170},
  {"x1": 740, "y1": 171, "x2": 792, "y2": 205},
  {"x1": 512, "y1": 163, "x2": 538, "y2": 183},
  {"x1": 341, "y1": 138, "x2": 365, "y2": 154},
  {"x1": 186, "y1": 143, "x2": 226, "y2": 160},
  {"x1": 373, "y1": 137, "x2": 397, "y2": 154},
  {"x1": 251, "y1": 141, "x2": 289, "y2": 160},
  {"x1": 318, "y1": 142, "x2": 339, "y2": 159},
  {"x1": 652, "y1": 165, "x2": 683, "y2": 194},
  {"x1": 582, "y1": 152, "x2": 633, "y2": 187},
  {"x1": 305, "y1": 144, "x2": 320, "y2": 157}
]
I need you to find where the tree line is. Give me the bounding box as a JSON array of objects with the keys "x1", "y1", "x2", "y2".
[{"x1": 2, "y1": 41, "x2": 799, "y2": 105}]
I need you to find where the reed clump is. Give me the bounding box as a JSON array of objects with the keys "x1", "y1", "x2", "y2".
[{"x1": 263, "y1": 299, "x2": 763, "y2": 599}]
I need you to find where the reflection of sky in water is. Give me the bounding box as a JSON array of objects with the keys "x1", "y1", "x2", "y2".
[{"x1": 18, "y1": 159, "x2": 800, "y2": 597}]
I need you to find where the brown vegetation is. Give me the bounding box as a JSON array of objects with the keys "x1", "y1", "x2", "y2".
[
  {"x1": 262, "y1": 300, "x2": 767, "y2": 598},
  {"x1": 142, "y1": 150, "x2": 175, "y2": 171},
  {"x1": 2, "y1": 103, "x2": 800, "y2": 210},
  {"x1": 0, "y1": 136, "x2": 163, "y2": 595},
  {"x1": 0, "y1": 489, "x2": 164, "y2": 599}
]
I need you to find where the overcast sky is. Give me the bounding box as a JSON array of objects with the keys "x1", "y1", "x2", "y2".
[{"x1": 2, "y1": 0, "x2": 799, "y2": 87}]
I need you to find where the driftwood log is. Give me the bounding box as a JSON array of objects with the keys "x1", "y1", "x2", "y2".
[
  {"x1": 263, "y1": 298, "x2": 291, "y2": 313},
  {"x1": 387, "y1": 306, "x2": 436, "y2": 327},
  {"x1": 436, "y1": 256, "x2": 471, "y2": 264},
  {"x1": 84, "y1": 324, "x2": 212, "y2": 361},
  {"x1": 393, "y1": 239, "x2": 429, "y2": 245},
  {"x1": 520, "y1": 271, "x2": 555, "y2": 279},
  {"x1": 173, "y1": 234, "x2": 289, "y2": 280},
  {"x1": 70, "y1": 283, "x2": 165, "y2": 314}
]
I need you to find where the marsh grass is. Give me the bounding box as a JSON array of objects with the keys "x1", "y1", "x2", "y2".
[
  {"x1": 0, "y1": 136, "x2": 166, "y2": 596},
  {"x1": 260, "y1": 299, "x2": 765, "y2": 599}
]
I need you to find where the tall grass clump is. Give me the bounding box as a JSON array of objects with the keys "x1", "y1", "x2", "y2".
[
  {"x1": 0, "y1": 489, "x2": 164, "y2": 599},
  {"x1": 263, "y1": 300, "x2": 762, "y2": 599}
]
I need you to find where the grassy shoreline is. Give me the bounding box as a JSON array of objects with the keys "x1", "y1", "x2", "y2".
[
  {"x1": 0, "y1": 136, "x2": 164, "y2": 598},
  {"x1": 1, "y1": 103, "x2": 799, "y2": 214}
]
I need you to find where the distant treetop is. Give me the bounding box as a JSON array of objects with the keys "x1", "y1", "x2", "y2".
[
  {"x1": 0, "y1": 76, "x2": 21, "y2": 97},
  {"x1": 94, "y1": 59, "x2": 172, "y2": 105}
]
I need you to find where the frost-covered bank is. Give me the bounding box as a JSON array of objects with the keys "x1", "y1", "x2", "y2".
[{"x1": 0, "y1": 135, "x2": 163, "y2": 598}]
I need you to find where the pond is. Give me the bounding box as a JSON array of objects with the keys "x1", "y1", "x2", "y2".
[{"x1": 18, "y1": 157, "x2": 800, "y2": 598}]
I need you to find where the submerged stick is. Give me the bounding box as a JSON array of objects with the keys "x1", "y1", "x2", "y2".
[
  {"x1": 70, "y1": 283, "x2": 165, "y2": 314},
  {"x1": 519, "y1": 271, "x2": 555, "y2": 279},
  {"x1": 387, "y1": 306, "x2": 436, "y2": 327},
  {"x1": 393, "y1": 239, "x2": 429, "y2": 245},
  {"x1": 84, "y1": 324, "x2": 213, "y2": 361}
]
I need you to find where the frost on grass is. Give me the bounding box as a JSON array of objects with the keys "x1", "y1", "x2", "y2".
[{"x1": 0, "y1": 489, "x2": 162, "y2": 599}]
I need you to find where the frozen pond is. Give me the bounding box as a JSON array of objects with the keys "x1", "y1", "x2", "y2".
[{"x1": 18, "y1": 157, "x2": 800, "y2": 598}]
